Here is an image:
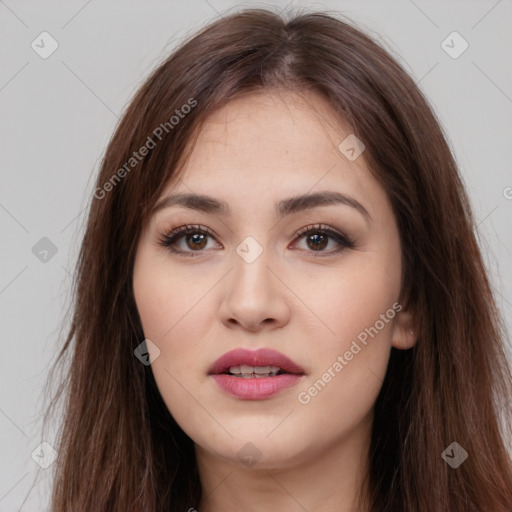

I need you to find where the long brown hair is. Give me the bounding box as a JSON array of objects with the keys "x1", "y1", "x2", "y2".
[{"x1": 42, "y1": 7, "x2": 512, "y2": 511}]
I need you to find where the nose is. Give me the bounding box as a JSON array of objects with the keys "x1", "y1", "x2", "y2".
[{"x1": 217, "y1": 247, "x2": 291, "y2": 332}]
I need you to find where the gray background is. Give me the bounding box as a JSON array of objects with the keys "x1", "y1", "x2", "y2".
[{"x1": 1, "y1": 0, "x2": 511, "y2": 509}]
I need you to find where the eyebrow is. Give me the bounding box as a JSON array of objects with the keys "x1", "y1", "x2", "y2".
[{"x1": 152, "y1": 190, "x2": 371, "y2": 222}]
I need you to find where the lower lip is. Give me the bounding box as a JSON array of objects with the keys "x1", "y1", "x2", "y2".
[{"x1": 211, "y1": 374, "x2": 303, "y2": 400}]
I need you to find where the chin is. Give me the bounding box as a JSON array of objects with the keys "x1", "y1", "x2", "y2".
[{"x1": 197, "y1": 431, "x2": 313, "y2": 471}]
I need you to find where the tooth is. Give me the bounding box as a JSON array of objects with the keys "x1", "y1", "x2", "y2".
[
  {"x1": 254, "y1": 366, "x2": 271, "y2": 374},
  {"x1": 227, "y1": 365, "x2": 282, "y2": 377}
]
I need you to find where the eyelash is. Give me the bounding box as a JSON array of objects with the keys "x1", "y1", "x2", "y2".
[{"x1": 156, "y1": 223, "x2": 356, "y2": 258}]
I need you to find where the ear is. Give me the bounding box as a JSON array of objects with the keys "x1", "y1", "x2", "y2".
[{"x1": 391, "y1": 308, "x2": 417, "y2": 350}]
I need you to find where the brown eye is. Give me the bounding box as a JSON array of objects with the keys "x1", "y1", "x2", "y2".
[
  {"x1": 185, "y1": 232, "x2": 208, "y2": 250},
  {"x1": 293, "y1": 224, "x2": 356, "y2": 257},
  {"x1": 158, "y1": 224, "x2": 219, "y2": 257},
  {"x1": 305, "y1": 232, "x2": 329, "y2": 251}
]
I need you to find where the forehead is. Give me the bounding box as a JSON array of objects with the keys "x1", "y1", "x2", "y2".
[{"x1": 183, "y1": 90, "x2": 352, "y2": 174}]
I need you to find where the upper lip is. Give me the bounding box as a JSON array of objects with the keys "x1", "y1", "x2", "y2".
[{"x1": 208, "y1": 348, "x2": 305, "y2": 375}]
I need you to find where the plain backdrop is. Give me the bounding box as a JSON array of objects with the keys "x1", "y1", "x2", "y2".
[{"x1": 1, "y1": 0, "x2": 511, "y2": 509}]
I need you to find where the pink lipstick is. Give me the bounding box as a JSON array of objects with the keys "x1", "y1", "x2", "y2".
[{"x1": 208, "y1": 348, "x2": 305, "y2": 400}]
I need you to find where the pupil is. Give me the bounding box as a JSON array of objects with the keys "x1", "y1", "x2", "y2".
[
  {"x1": 308, "y1": 233, "x2": 327, "y2": 250},
  {"x1": 187, "y1": 233, "x2": 207, "y2": 250}
]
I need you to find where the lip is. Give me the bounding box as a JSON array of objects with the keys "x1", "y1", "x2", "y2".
[
  {"x1": 208, "y1": 348, "x2": 305, "y2": 375},
  {"x1": 208, "y1": 348, "x2": 305, "y2": 400}
]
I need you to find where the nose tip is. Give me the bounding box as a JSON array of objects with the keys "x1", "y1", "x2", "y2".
[{"x1": 218, "y1": 255, "x2": 291, "y2": 332}]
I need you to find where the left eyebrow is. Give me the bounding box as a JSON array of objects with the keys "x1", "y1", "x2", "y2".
[{"x1": 152, "y1": 190, "x2": 371, "y2": 223}]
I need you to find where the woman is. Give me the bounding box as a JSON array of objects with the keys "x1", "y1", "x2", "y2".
[{"x1": 43, "y1": 7, "x2": 512, "y2": 511}]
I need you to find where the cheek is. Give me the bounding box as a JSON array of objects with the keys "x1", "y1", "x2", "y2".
[
  {"x1": 133, "y1": 246, "x2": 210, "y2": 344},
  {"x1": 132, "y1": 248, "x2": 219, "y2": 394},
  {"x1": 133, "y1": 255, "x2": 214, "y2": 429},
  {"x1": 290, "y1": 253, "x2": 400, "y2": 413},
  {"x1": 289, "y1": 252, "x2": 401, "y2": 347}
]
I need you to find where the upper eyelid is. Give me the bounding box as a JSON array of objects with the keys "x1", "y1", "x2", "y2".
[
  {"x1": 165, "y1": 223, "x2": 343, "y2": 239},
  {"x1": 295, "y1": 224, "x2": 343, "y2": 236}
]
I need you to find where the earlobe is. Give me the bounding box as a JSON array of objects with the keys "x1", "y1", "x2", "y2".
[{"x1": 391, "y1": 309, "x2": 417, "y2": 350}]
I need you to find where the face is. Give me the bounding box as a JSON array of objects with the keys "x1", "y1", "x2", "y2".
[{"x1": 132, "y1": 90, "x2": 415, "y2": 471}]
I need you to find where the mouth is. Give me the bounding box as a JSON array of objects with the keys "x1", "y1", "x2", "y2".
[
  {"x1": 208, "y1": 347, "x2": 305, "y2": 377},
  {"x1": 208, "y1": 348, "x2": 305, "y2": 400}
]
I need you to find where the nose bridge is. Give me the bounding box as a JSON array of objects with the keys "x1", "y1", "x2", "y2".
[
  {"x1": 231, "y1": 234, "x2": 274, "y2": 297},
  {"x1": 218, "y1": 233, "x2": 290, "y2": 330}
]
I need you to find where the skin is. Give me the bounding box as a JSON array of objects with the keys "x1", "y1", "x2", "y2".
[{"x1": 132, "y1": 89, "x2": 417, "y2": 512}]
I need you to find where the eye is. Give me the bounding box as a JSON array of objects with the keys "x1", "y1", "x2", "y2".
[
  {"x1": 291, "y1": 224, "x2": 356, "y2": 257},
  {"x1": 157, "y1": 224, "x2": 220, "y2": 257}
]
